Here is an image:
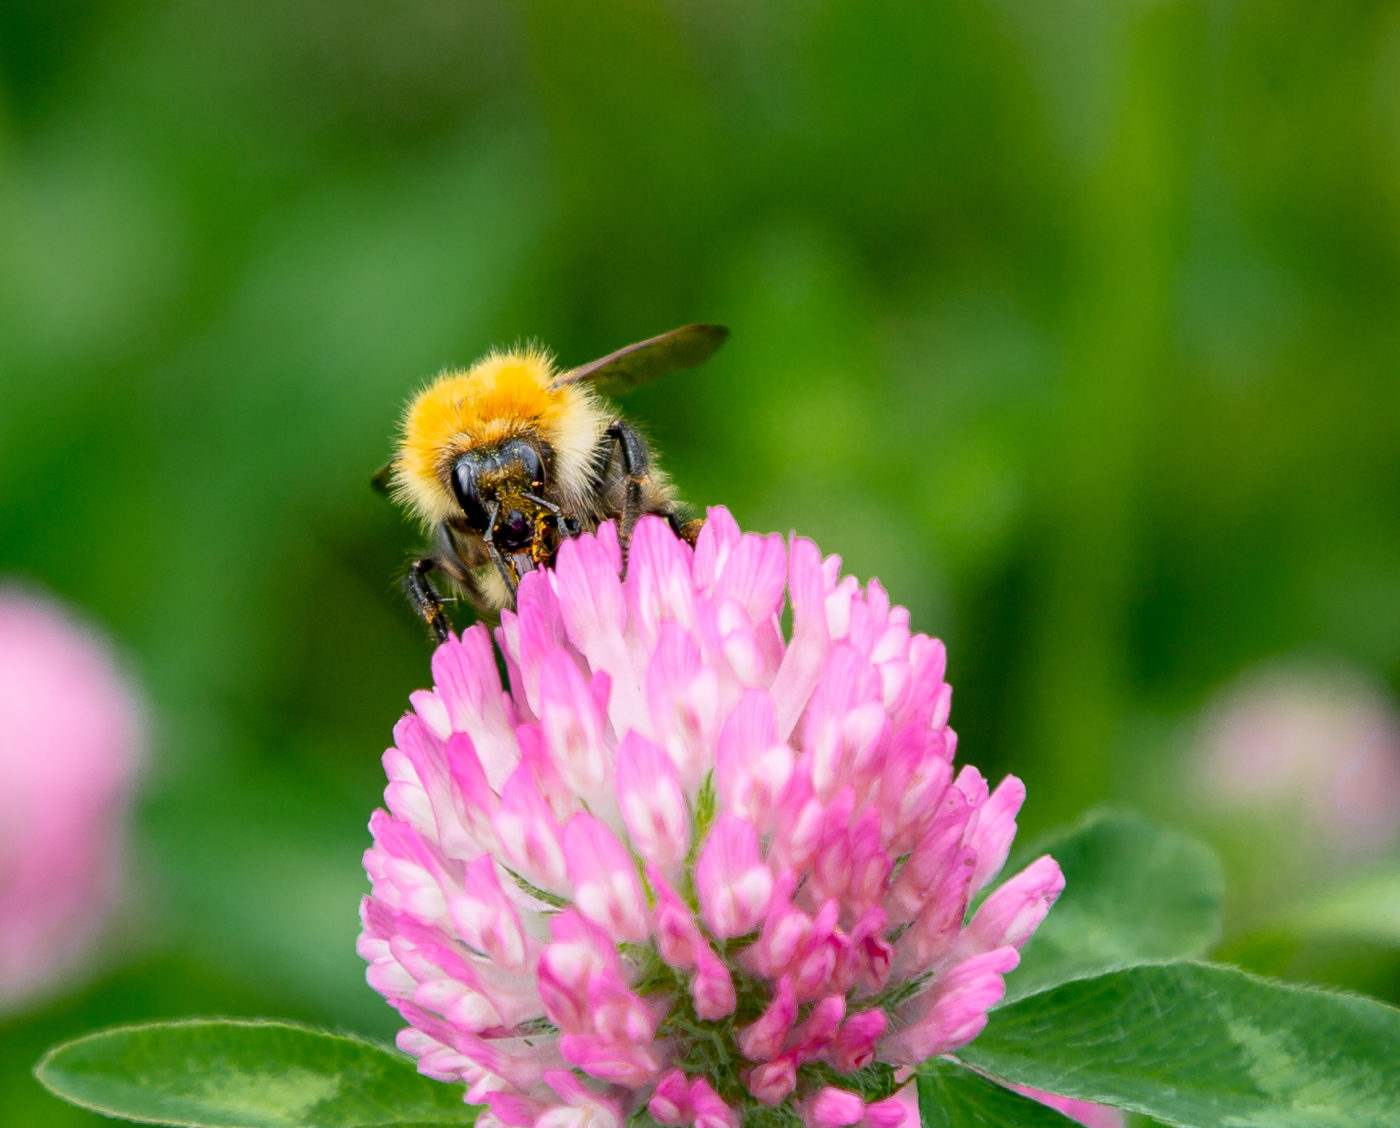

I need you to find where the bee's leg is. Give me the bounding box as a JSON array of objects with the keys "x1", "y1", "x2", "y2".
[
  {"x1": 605, "y1": 420, "x2": 654, "y2": 575},
  {"x1": 483, "y1": 544, "x2": 520, "y2": 608},
  {"x1": 406, "y1": 557, "x2": 452, "y2": 643},
  {"x1": 666, "y1": 510, "x2": 705, "y2": 546},
  {"x1": 481, "y1": 501, "x2": 521, "y2": 607}
]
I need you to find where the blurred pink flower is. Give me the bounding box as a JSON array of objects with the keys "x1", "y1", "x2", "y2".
[
  {"x1": 0, "y1": 585, "x2": 144, "y2": 1009},
  {"x1": 360, "y1": 510, "x2": 1064, "y2": 1128},
  {"x1": 1194, "y1": 661, "x2": 1400, "y2": 860}
]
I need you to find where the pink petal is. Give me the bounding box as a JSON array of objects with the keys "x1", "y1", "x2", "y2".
[
  {"x1": 649, "y1": 864, "x2": 704, "y2": 969},
  {"x1": 789, "y1": 993, "x2": 846, "y2": 1060},
  {"x1": 689, "y1": 1077, "x2": 741, "y2": 1128},
  {"x1": 616, "y1": 731, "x2": 689, "y2": 868},
  {"x1": 552, "y1": 527, "x2": 626, "y2": 653},
  {"x1": 965, "y1": 775, "x2": 1027, "y2": 892},
  {"x1": 563, "y1": 813, "x2": 649, "y2": 942},
  {"x1": 695, "y1": 814, "x2": 774, "y2": 938},
  {"x1": 863, "y1": 1096, "x2": 908, "y2": 1128},
  {"x1": 537, "y1": 1069, "x2": 625, "y2": 1128},
  {"x1": 450, "y1": 855, "x2": 530, "y2": 972},
  {"x1": 738, "y1": 975, "x2": 797, "y2": 1061},
  {"x1": 770, "y1": 537, "x2": 832, "y2": 739},
  {"x1": 691, "y1": 944, "x2": 737, "y2": 1020},
  {"x1": 644, "y1": 623, "x2": 720, "y2": 791},
  {"x1": 963, "y1": 853, "x2": 1065, "y2": 954},
  {"x1": 493, "y1": 767, "x2": 569, "y2": 893},
  {"x1": 628, "y1": 516, "x2": 700, "y2": 644},
  {"x1": 882, "y1": 945, "x2": 1020, "y2": 1063},
  {"x1": 886, "y1": 789, "x2": 971, "y2": 925},
  {"x1": 430, "y1": 627, "x2": 518, "y2": 785},
  {"x1": 715, "y1": 689, "x2": 792, "y2": 827},
  {"x1": 744, "y1": 873, "x2": 807, "y2": 978},
  {"x1": 805, "y1": 1086, "x2": 865, "y2": 1128},
  {"x1": 649, "y1": 1070, "x2": 693, "y2": 1125},
  {"x1": 707, "y1": 529, "x2": 788, "y2": 624},
  {"x1": 538, "y1": 649, "x2": 612, "y2": 805},
  {"x1": 747, "y1": 1058, "x2": 798, "y2": 1105},
  {"x1": 690, "y1": 506, "x2": 744, "y2": 592},
  {"x1": 828, "y1": 1008, "x2": 888, "y2": 1072},
  {"x1": 559, "y1": 1033, "x2": 662, "y2": 1086}
]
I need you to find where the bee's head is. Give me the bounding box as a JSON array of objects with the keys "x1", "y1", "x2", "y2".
[{"x1": 451, "y1": 438, "x2": 551, "y2": 552}]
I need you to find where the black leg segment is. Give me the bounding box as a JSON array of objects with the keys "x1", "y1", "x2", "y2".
[
  {"x1": 667, "y1": 509, "x2": 705, "y2": 545},
  {"x1": 407, "y1": 556, "x2": 452, "y2": 643},
  {"x1": 606, "y1": 419, "x2": 652, "y2": 572},
  {"x1": 481, "y1": 500, "x2": 521, "y2": 607}
]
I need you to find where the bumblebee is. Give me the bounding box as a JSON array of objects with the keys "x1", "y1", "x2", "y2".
[{"x1": 377, "y1": 324, "x2": 728, "y2": 640}]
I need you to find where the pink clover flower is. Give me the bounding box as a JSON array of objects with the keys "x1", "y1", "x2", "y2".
[{"x1": 361, "y1": 511, "x2": 1064, "y2": 1127}]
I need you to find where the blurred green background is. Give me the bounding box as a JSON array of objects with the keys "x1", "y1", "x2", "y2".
[{"x1": 4, "y1": 0, "x2": 1400, "y2": 1124}]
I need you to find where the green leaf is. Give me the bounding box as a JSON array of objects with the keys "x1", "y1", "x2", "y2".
[
  {"x1": 961, "y1": 962, "x2": 1400, "y2": 1128},
  {"x1": 34, "y1": 1019, "x2": 475, "y2": 1128},
  {"x1": 1004, "y1": 812, "x2": 1223, "y2": 1003},
  {"x1": 917, "y1": 1058, "x2": 1085, "y2": 1127}
]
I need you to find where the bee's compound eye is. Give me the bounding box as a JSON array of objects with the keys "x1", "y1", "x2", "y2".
[
  {"x1": 501, "y1": 439, "x2": 546, "y2": 493},
  {"x1": 498, "y1": 509, "x2": 532, "y2": 551},
  {"x1": 450, "y1": 455, "x2": 490, "y2": 530}
]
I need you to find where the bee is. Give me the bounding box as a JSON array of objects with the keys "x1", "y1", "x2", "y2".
[{"x1": 376, "y1": 324, "x2": 729, "y2": 640}]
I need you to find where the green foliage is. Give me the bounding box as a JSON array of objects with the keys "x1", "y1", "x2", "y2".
[
  {"x1": 34, "y1": 1020, "x2": 472, "y2": 1128},
  {"x1": 917, "y1": 1060, "x2": 1081, "y2": 1128},
  {"x1": 962, "y1": 963, "x2": 1400, "y2": 1128},
  {"x1": 1005, "y1": 811, "x2": 1224, "y2": 1003},
  {"x1": 953, "y1": 818, "x2": 1400, "y2": 1126}
]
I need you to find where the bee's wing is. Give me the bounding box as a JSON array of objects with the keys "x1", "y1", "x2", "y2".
[{"x1": 553, "y1": 324, "x2": 729, "y2": 391}]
